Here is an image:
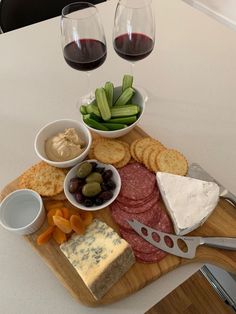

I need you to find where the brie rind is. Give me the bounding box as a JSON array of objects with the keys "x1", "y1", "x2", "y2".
[{"x1": 156, "y1": 172, "x2": 220, "y2": 235}]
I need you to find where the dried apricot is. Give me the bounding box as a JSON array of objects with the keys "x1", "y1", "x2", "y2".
[
  {"x1": 67, "y1": 207, "x2": 80, "y2": 218},
  {"x1": 47, "y1": 208, "x2": 63, "y2": 226},
  {"x1": 61, "y1": 207, "x2": 70, "y2": 219},
  {"x1": 53, "y1": 227, "x2": 66, "y2": 244},
  {"x1": 37, "y1": 226, "x2": 55, "y2": 245},
  {"x1": 80, "y1": 211, "x2": 93, "y2": 226},
  {"x1": 70, "y1": 215, "x2": 85, "y2": 235},
  {"x1": 45, "y1": 201, "x2": 64, "y2": 211},
  {"x1": 53, "y1": 216, "x2": 72, "y2": 234}
]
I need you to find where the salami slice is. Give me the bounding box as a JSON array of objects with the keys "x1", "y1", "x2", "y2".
[
  {"x1": 119, "y1": 209, "x2": 173, "y2": 254},
  {"x1": 117, "y1": 187, "x2": 159, "y2": 207},
  {"x1": 116, "y1": 194, "x2": 159, "y2": 214},
  {"x1": 118, "y1": 163, "x2": 156, "y2": 200},
  {"x1": 110, "y1": 202, "x2": 162, "y2": 231},
  {"x1": 134, "y1": 249, "x2": 167, "y2": 263}
]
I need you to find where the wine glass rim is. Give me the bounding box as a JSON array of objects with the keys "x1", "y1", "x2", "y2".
[
  {"x1": 62, "y1": 2, "x2": 97, "y2": 19},
  {"x1": 118, "y1": 0, "x2": 152, "y2": 9}
]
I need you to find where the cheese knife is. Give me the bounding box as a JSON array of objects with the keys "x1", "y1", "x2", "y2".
[
  {"x1": 127, "y1": 219, "x2": 236, "y2": 259},
  {"x1": 188, "y1": 163, "x2": 236, "y2": 207}
]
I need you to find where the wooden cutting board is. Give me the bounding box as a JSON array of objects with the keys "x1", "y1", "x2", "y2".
[{"x1": 0, "y1": 126, "x2": 236, "y2": 307}]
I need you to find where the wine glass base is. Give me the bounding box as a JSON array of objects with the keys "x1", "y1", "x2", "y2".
[{"x1": 80, "y1": 91, "x2": 95, "y2": 105}]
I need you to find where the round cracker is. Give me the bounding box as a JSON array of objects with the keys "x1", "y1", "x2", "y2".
[
  {"x1": 143, "y1": 145, "x2": 156, "y2": 170},
  {"x1": 134, "y1": 137, "x2": 157, "y2": 162},
  {"x1": 148, "y1": 150, "x2": 160, "y2": 173},
  {"x1": 51, "y1": 191, "x2": 67, "y2": 201},
  {"x1": 146, "y1": 144, "x2": 166, "y2": 172},
  {"x1": 156, "y1": 149, "x2": 188, "y2": 175},
  {"x1": 94, "y1": 140, "x2": 125, "y2": 164},
  {"x1": 43, "y1": 191, "x2": 67, "y2": 201},
  {"x1": 88, "y1": 138, "x2": 103, "y2": 159},
  {"x1": 113, "y1": 141, "x2": 131, "y2": 168},
  {"x1": 130, "y1": 139, "x2": 140, "y2": 161},
  {"x1": 18, "y1": 162, "x2": 65, "y2": 196}
]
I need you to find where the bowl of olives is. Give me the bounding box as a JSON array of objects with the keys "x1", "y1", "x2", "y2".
[{"x1": 64, "y1": 160, "x2": 121, "y2": 211}]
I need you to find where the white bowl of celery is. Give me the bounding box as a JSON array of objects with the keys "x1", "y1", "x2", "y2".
[{"x1": 80, "y1": 75, "x2": 146, "y2": 138}]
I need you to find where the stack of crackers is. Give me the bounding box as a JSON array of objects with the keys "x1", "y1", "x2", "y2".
[
  {"x1": 130, "y1": 137, "x2": 188, "y2": 176},
  {"x1": 88, "y1": 136, "x2": 188, "y2": 176},
  {"x1": 18, "y1": 162, "x2": 66, "y2": 199},
  {"x1": 88, "y1": 138, "x2": 131, "y2": 169}
]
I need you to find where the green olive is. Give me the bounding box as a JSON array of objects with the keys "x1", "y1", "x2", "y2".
[
  {"x1": 76, "y1": 162, "x2": 92, "y2": 179},
  {"x1": 86, "y1": 172, "x2": 103, "y2": 184},
  {"x1": 82, "y1": 182, "x2": 102, "y2": 197}
]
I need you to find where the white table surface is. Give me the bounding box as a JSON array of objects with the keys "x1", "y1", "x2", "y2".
[{"x1": 0, "y1": 0, "x2": 236, "y2": 313}]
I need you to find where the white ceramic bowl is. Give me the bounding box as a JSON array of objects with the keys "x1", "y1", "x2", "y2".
[
  {"x1": 0, "y1": 189, "x2": 45, "y2": 235},
  {"x1": 81, "y1": 86, "x2": 147, "y2": 138},
  {"x1": 64, "y1": 160, "x2": 121, "y2": 211},
  {"x1": 34, "y1": 119, "x2": 92, "y2": 168}
]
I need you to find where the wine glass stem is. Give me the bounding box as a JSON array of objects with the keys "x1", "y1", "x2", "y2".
[
  {"x1": 86, "y1": 71, "x2": 91, "y2": 95},
  {"x1": 130, "y1": 62, "x2": 135, "y2": 76}
]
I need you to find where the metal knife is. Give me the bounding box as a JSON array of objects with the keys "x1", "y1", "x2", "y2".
[
  {"x1": 188, "y1": 163, "x2": 236, "y2": 207},
  {"x1": 127, "y1": 219, "x2": 236, "y2": 259}
]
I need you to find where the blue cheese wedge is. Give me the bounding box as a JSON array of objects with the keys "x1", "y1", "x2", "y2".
[
  {"x1": 60, "y1": 219, "x2": 135, "y2": 300},
  {"x1": 156, "y1": 172, "x2": 220, "y2": 235}
]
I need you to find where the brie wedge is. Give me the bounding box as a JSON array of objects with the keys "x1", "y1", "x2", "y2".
[{"x1": 156, "y1": 172, "x2": 220, "y2": 235}]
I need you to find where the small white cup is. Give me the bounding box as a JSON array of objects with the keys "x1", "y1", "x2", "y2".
[{"x1": 0, "y1": 189, "x2": 45, "y2": 235}]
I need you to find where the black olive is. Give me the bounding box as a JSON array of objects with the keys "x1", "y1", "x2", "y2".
[
  {"x1": 69, "y1": 178, "x2": 79, "y2": 193},
  {"x1": 74, "y1": 191, "x2": 85, "y2": 203},
  {"x1": 90, "y1": 162, "x2": 98, "y2": 171},
  {"x1": 94, "y1": 198, "x2": 104, "y2": 206},
  {"x1": 77, "y1": 182, "x2": 84, "y2": 192},
  {"x1": 106, "y1": 180, "x2": 116, "y2": 190},
  {"x1": 102, "y1": 169, "x2": 113, "y2": 181},
  {"x1": 84, "y1": 198, "x2": 94, "y2": 207},
  {"x1": 99, "y1": 191, "x2": 113, "y2": 201},
  {"x1": 96, "y1": 167, "x2": 105, "y2": 174},
  {"x1": 101, "y1": 182, "x2": 109, "y2": 191}
]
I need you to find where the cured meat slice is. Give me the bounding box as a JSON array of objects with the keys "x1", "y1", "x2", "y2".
[
  {"x1": 119, "y1": 210, "x2": 173, "y2": 254},
  {"x1": 120, "y1": 228, "x2": 159, "y2": 254},
  {"x1": 134, "y1": 249, "x2": 167, "y2": 263},
  {"x1": 117, "y1": 188, "x2": 159, "y2": 207},
  {"x1": 116, "y1": 194, "x2": 159, "y2": 214},
  {"x1": 118, "y1": 163, "x2": 156, "y2": 200},
  {"x1": 110, "y1": 202, "x2": 162, "y2": 231}
]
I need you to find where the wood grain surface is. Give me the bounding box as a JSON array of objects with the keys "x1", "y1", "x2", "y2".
[
  {"x1": 0, "y1": 126, "x2": 235, "y2": 307},
  {"x1": 146, "y1": 271, "x2": 235, "y2": 314}
]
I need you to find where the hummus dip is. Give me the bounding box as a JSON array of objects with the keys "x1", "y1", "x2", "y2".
[{"x1": 45, "y1": 128, "x2": 85, "y2": 162}]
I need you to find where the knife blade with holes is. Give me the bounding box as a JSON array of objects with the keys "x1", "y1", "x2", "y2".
[{"x1": 127, "y1": 219, "x2": 236, "y2": 259}]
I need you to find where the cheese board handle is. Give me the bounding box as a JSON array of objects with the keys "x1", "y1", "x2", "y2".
[{"x1": 201, "y1": 237, "x2": 236, "y2": 250}]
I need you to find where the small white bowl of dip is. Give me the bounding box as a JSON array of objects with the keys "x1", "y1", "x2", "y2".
[
  {"x1": 34, "y1": 119, "x2": 92, "y2": 168},
  {"x1": 0, "y1": 189, "x2": 45, "y2": 235}
]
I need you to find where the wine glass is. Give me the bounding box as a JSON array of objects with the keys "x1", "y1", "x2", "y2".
[
  {"x1": 113, "y1": 0, "x2": 155, "y2": 75},
  {"x1": 61, "y1": 2, "x2": 107, "y2": 103}
]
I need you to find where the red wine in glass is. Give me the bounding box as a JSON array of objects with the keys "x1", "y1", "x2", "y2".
[
  {"x1": 113, "y1": 0, "x2": 155, "y2": 74},
  {"x1": 61, "y1": 2, "x2": 107, "y2": 103},
  {"x1": 63, "y1": 39, "x2": 107, "y2": 71},
  {"x1": 114, "y1": 33, "x2": 154, "y2": 62}
]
